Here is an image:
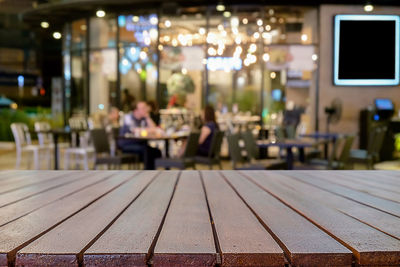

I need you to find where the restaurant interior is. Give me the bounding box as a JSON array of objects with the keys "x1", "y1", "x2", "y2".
[
  {"x1": 0, "y1": 0, "x2": 400, "y2": 171},
  {"x1": 1, "y1": 1, "x2": 400, "y2": 267}
]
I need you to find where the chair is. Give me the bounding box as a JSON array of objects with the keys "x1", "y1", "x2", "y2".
[
  {"x1": 155, "y1": 132, "x2": 200, "y2": 170},
  {"x1": 227, "y1": 134, "x2": 285, "y2": 170},
  {"x1": 349, "y1": 127, "x2": 386, "y2": 169},
  {"x1": 90, "y1": 128, "x2": 138, "y2": 169},
  {"x1": 194, "y1": 130, "x2": 224, "y2": 169},
  {"x1": 308, "y1": 135, "x2": 354, "y2": 170},
  {"x1": 64, "y1": 117, "x2": 95, "y2": 170},
  {"x1": 307, "y1": 136, "x2": 344, "y2": 168},
  {"x1": 241, "y1": 130, "x2": 286, "y2": 169},
  {"x1": 330, "y1": 135, "x2": 355, "y2": 170},
  {"x1": 11, "y1": 123, "x2": 51, "y2": 169}
]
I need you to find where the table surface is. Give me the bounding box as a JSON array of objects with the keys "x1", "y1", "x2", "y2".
[
  {"x1": 256, "y1": 138, "x2": 326, "y2": 148},
  {"x1": 0, "y1": 170, "x2": 399, "y2": 267},
  {"x1": 121, "y1": 131, "x2": 189, "y2": 141}
]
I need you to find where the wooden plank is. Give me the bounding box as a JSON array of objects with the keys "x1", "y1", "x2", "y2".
[
  {"x1": 338, "y1": 171, "x2": 400, "y2": 194},
  {"x1": 0, "y1": 171, "x2": 100, "y2": 208},
  {"x1": 286, "y1": 171, "x2": 400, "y2": 217},
  {"x1": 0, "y1": 171, "x2": 115, "y2": 227},
  {"x1": 153, "y1": 171, "x2": 217, "y2": 267},
  {"x1": 313, "y1": 171, "x2": 400, "y2": 203},
  {"x1": 201, "y1": 171, "x2": 284, "y2": 267},
  {"x1": 278, "y1": 172, "x2": 400, "y2": 241},
  {"x1": 0, "y1": 171, "x2": 20, "y2": 181},
  {"x1": 221, "y1": 171, "x2": 352, "y2": 267},
  {"x1": 83, "y1": 171, "x2": 179, "y2": 267},
  {"x1": 244, "y1": 171, "x2": 400, "y2": 266},
  {"x1": 0, "y1": 171, "x2": 71, "y2": 194},
  {"x1": 15, "y1": 171, "x2": 158, "y2": 267},
  {"x1": 0, "y1": 171, "x2": 139, "y2": 267}
]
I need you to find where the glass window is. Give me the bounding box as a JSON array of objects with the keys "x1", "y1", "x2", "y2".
[
  {"x1": 159, "y1": 8, "x2": 207, "y2": 112},
  {"x1": 90, "y1": 17, "x2": 117, "y2": 49},
  {"x1": 207, "y1": 6, "x2": 262, "y2": 116},
  {"x1": 89, "y1": 49, "x2": 117, "y2": 113},
  {"x1": 71, "y1": 19, "x2": 87, "y2": 51},
  {"x1": 71, "y1": 50, "x2": 87, "y2": 114},
  {"x1": 118, "y1": 14, "x2": 158, "y2": 111}
]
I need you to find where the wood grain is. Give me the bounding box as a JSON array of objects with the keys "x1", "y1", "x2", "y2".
[
  {"x1": 153, "y1": 171, "x2": 216, "y2": 267},
  {"x1": 16, "y1": 171, "x2": 158, "y2": 267},
  {"x1": 0, "y1": 172, "x2": 114, "y2": 227},
  {"x1": 244, "y1": 171, "x2": 400, "y2": 266},
  {"x1": 201, "y1": 171, "x2": 284, "y2": 267},
  {"x1": 221, "y1": 170, "x2": 352, "y2": 267},
  {"x1": 83, "y1": 171, "x2": 179, "y2": 267},
  {"x1": 0, "y1": 171, "x2": 102, "y2": 208},
  {"x1": 0, "y1": 171, "x2": 138, "y2": 267}
]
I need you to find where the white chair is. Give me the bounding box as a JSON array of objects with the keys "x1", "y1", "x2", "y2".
[
  {"x1": 63, "y1": 117, "x2": 95, "y2": 170},
  {"x1": 11, "y1": 123, "x2": 51, "y2": 170},
  {"x1": 34, "y1": 121, "x2": 70, "y2": 169}
]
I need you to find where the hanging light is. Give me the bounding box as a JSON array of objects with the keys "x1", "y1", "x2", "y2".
[
  {"x1": 216, "y1": 4, "x2": 225, "y2": 11},
  {"x1": 223, "y1": 11, "x2": 231, "y2": 18},
  {"x1": 263, "y1": 53, "x2": 270, "y2": 62},
  {"x1": 53, "y1": 32, "x2": 62, "y2": 39},
  {"x1": 40, "y1": 21, "x2": 49, "y2": 28},
  {"x1": 164, "y1": 20, "x2": 171, "y2": 27},
  {"x1": 364, "y1": 2, "x2": 374, "y2": 12},
  {"x1": 96, "y1": 9, "x2": 106, "y2": 18}
]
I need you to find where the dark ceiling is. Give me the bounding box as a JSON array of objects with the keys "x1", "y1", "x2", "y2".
[{"x1": 21, "y1": 0, "x2": 400, "y2": 29}]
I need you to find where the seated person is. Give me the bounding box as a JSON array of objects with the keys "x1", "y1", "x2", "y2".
[
  {"x1": 118, "y1": 101, "x2": 161, "y2": 170},
  {"x1": 197, "y1": 105, "x2": 219, "y2": 156}
]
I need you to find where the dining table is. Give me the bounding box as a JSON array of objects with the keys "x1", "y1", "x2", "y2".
[
  {"x1": 299, "y1": 132, "x2": 340, "y2": 158},
  {"x1": 257, "y1": 138, "x2": 327, "y2": 170},
  {"x1": 0, "y1": 170, "x2": 399, "y2": 267},
  {"x1": 119, "y1": 131, "x2": 190, "y2": 158}
]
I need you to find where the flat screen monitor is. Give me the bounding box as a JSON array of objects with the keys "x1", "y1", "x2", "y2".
[
  {"x1": 334, "y1": 15, "x2": 399, "y2": 86},
  {"x1": 375, "y1": 98, "x2": 394, "y2": 110}
]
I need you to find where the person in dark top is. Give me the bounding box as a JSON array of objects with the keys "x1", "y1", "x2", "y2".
[
  {"x1": 121, "y1": 89, "x2": 136, "y2": 113},
  {"x1": 197, "y1": 105, "x2": 219, "y2": 156},
  {"x1": 119, "y1": 101, "x2": 161, "y2": 170},
  {"x1": 147, "y1": 100, "x2": 160, "y2": 126}
]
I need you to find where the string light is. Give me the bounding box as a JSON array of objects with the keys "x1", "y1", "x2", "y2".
[{"x1": 40, "y1": 21, "x2": 49, "y2": 28}]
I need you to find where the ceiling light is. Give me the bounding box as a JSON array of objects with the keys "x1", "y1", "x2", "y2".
[
  {"x1": 223, "y1": 11, "x2": 231, "y2": 18},
  {"x1": 364, "y1": 3, "x2": 374, "y2": 12},
  {"x1": 40, "y1": 21, "x2": 49, "y2": 29},
  {"x1": 96, "y1": 10, "x2": 106, "y2": 18},
  {"x1": 53, "y1": 32, "x2": 62, "y2": 39},
  {"x1": 216, "y1": 4, "x2": 225, "y2": 11}
]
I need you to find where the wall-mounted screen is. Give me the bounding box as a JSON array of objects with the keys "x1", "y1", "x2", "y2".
[{"x1": 334, "y1": 15, "x2": 399, "y2": 86}]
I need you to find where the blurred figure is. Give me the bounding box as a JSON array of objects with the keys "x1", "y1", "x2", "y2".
[
  {"x1": 108, "y1": 106, "x2": 120, "y2": 128},
  {"x1": 147, "y1": 100, "x2": 160, "y2": 126},
  {"x1": 122, "y1": 89, "x2": 135, "y2": 113},
  {"x1": 179, "y1": 105, "x2": 219, "y2": 157},
  {"x1": 119, "y1": 101, "x2": 161, "y2": 170},
  {"x1": 197, "y1": 105, "x2": 219, "y2": 156}
]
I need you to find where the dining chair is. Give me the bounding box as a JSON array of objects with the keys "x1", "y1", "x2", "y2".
[
  {"x1": 155, "y1": 132, "x2": 200, "y2": 170},
  {"x1": 64, "y1": 117, "x2": 95, "y2": 170},
  {"x1": 11, "y1": 123, "x2": 51, "y2": 169},
  {"x1": 90, "y1": 128, "x2": 139, "y2": 169},
  {"x1": 349, "y1": 126, "x2": 386, "y2": 169},
  {"x1": 194, "y1": 130, "x2": 224, "y2": 170},
  {"x1": 227, "y1": 133, "x2": 285, "y2": 170}
]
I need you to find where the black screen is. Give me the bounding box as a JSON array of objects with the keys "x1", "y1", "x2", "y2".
[{"x1": 338, "y1": 20, "x2": 396, "y2": 80}]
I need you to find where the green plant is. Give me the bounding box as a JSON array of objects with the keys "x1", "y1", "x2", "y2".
[{"x1": 0, "y1": 109, "x2": 33, "y2": 141}]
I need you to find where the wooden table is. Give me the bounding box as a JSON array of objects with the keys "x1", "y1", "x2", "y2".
[
  {"x1": 257, "y1": 139, "x2": 324, "y2": 169},
  {"x1": 0, "y1": 170, "x2": 399, "y2": 267}
]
